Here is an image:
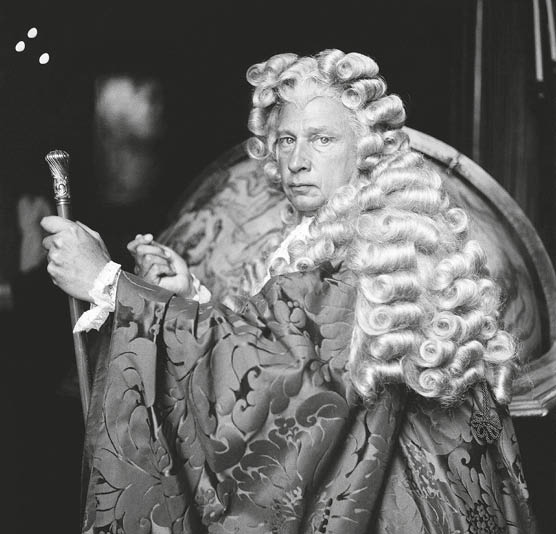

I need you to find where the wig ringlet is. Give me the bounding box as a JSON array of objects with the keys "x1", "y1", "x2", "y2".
[{"x1": 245, "y1": 49, "x2": 517, "y2": 406}]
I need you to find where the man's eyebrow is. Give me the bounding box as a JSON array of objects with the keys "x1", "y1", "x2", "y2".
[
  {"x1": 276, "y1": 125, "x2": 342, "y2": 136},
  {"x1": 276, "y1": 128, "x2": 294, "y2": 136},
  {"x1": 306, "y1": 125, "x2": 341, "y2": 135},
  {"x1": 276, "y1": 124, "x2": 341, "y2": 137}
]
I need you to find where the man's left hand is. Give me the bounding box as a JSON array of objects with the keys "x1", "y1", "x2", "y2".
[{"x1": 41, "y1": 216, "x2": 111, "y2": 302}]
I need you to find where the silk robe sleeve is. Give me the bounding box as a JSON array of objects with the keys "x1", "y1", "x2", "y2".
[{"x1": 81, "y1": 266, "x2": 536, "y2": 534}]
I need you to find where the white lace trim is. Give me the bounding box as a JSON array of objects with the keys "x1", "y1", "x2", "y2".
[
  {"x1": 73, "y1": 261, "x2": 121, "y2": 333},
  {"x1": 190, "y1": 272, "x2": 211, "y2": 303},
  {"x1": 73, "y1": 219, "x2": 313, "y2": 332},
  {"x1": 251, "y1": 216, "x2": 313, "y2": 295}
]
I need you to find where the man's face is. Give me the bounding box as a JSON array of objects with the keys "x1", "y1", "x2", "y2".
[{"x1": 275, "y1": 96, "x2": 358, "y2": 215}]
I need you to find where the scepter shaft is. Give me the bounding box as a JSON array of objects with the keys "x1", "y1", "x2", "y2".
[{"x1": 45, "y1": 150, "x2": 90, "y2": 422}]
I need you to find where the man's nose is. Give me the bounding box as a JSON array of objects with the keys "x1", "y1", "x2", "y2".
[{"x1": 288, "y1": 142, "x2": 311, "y2": 173}]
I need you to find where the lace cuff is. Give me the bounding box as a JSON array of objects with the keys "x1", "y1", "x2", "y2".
[
  {"x1": 73, "y1": 261, "x2": 121, "y2": 333},
  {"x1": 190, "y1": 272, "x2": 211, "y2": 304}
]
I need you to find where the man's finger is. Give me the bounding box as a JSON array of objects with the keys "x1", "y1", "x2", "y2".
[
  {"x1": 46, "y1": 261, "x2": 58, "y2": 277},
  {"x1": 136, "y1": 244, "x2": 168, "y2": 259},
  {"x1": 132, "y1": 234, "x2": 154, "y2": 245},
  {"x1": 127, "y1": 240, "x2": 140, "y2": 254},
  {"x1": 141, "y1": 254, "x2": 171, "y2": 271},
  {"x1": 40, "y1": 215, "x2": 74, "y2": 234},
  {"x1": 127, "y1": 234, "x2": 154, "y2": 253},
  {"x1": 42, "y1": 234, "x2": 62, "y2": 251},
  {"x1": 75, "y1": 221, "x2": 101, "y2": 240},
  {"x1": 47, "y1": 248, "x2": 62, "y2": 265},
  {"x1": 145, "y1": 262, "x2": 175, "y2": 281},
  {"x1": 136, "y1": 254, "x2": 175, "y2": 277},
  {"x1": 158, "y1": 244, "x2": 177, "y2": 258},
  {"x1": 143, "y1": 261, "x2": 176, "y2": 277}
]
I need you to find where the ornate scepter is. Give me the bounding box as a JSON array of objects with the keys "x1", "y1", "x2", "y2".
[{"x1": 45, "y1": 150, "x2": 90, "y2": 422}]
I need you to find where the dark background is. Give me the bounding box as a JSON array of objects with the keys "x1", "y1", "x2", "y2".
[
  {"x1": 0, "y1": 0, "x2": 468, "y2": 257},
  {"x1": 0, "y1": 1, "x2": 554, "y2": 533}
]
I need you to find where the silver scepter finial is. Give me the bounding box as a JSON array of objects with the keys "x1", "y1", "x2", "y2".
[{"x1": 45, "y1": 150, "x2": 71, "y2": 204}]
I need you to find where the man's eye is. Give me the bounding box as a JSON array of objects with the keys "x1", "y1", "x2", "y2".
[
  {"x1": 315, "y1": 136, "x2": 332, "y2": 146},
  {"x1": 278, "y1": 136, "x2": 295, "y2": 147}
]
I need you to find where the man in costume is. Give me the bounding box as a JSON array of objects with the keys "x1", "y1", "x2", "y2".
[{"x1": 41, "y1": 50, "x2": 536, "y2": 533}]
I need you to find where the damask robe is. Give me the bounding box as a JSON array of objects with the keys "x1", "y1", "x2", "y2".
[{"x1": 82, "y1": 262, "x2": 536, "y2": 534}]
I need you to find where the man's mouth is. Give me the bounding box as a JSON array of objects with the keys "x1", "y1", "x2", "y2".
[{"x1": 289, "y1": 184, "x2": 314, "y2": 193}]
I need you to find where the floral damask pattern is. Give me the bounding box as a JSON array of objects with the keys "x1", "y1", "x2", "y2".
[{"x1": 82, "y1": 265, "x2": 537, "y2": 534}]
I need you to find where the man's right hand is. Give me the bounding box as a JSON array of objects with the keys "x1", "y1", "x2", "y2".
[
  {"x1": 41, "y1": 216, "x2": 111, "y2": 302},
  {"x1": 127, "y1": 234, "x2": 193, "y2": 297}
]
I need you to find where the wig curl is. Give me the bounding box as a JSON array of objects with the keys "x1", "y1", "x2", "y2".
[
  {"x1": 301, "y1": 151, "x2": 516, "y2": 405},
  {"x1": 245, "y1": 50, "x2": 518, "y2": 405},
  {"x1": 245, "y1": 49, "x2": 408, "y2": 180}
]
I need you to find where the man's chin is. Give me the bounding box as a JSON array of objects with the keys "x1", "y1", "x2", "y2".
[
  {"x1": 291, "y1": 202, "x2": 322, "y2": 217},
  {"x1": 288, "y1": 196, "x2": 325, "y2": 216}
]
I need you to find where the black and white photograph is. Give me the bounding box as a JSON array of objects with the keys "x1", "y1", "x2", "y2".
[{"x1": 1, "y1": 1, "x2": 555, "y2": 533}]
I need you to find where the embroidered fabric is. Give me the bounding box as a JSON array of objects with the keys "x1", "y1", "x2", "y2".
[
  {"x1": 73, "y1": 261, "x2": 121, "y2": 333},
  {"x1": 75, "y1": 217, "x2": 313, "y2": 332},
  {"x1": 74, "y1": 264, "x2": 212, "y2": 333},
  {"x1": 82, "y1": 267, "x2": 538, "y2": 534}
]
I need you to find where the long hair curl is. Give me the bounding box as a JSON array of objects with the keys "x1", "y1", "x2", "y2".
[{"x1": 245, "y1": 50, "x2": 517, "y2": 405}]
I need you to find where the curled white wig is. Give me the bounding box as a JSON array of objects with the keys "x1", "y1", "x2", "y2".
[
  {"x1": 245, "y1": 50, "x2": 517, "y2": 405},
  {"x1": 246, "y1": 49, "x2": 408, "y2": 185}
]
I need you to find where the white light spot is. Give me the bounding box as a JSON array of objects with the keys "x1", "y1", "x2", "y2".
[
  {"x1": 15, "y1": 41, "x2": 25, "y2": 52},
  {"x1": 27, "y1": 27, "x2": 38, "y2": 38},
  {"x1": 39, "y1": 52, "x2": 50, "y2": 65}
]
